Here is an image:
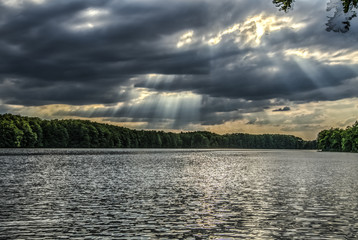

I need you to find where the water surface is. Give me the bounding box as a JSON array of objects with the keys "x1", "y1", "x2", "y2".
[{"x1": 0, "y1": 149, "x2": 357, "y2": 239}]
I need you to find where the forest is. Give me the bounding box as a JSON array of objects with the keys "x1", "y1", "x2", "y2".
[
  {"x1": 0, "y1": 114, "x2": 316, "y2": 149},
  {"x1": 317, "y1": 122, "x2": 358, "y2": 152}
]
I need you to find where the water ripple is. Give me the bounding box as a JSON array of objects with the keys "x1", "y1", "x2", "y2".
[{"x1": 0, "y1": 149, "x2": 357, "y2": 239}]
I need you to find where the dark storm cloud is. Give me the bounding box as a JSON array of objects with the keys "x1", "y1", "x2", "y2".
[
  {"x1": 198, "y1": 96, "x2": 273, "y2": 125},
  {"x1": 0, "y1": 0, "x2": 358, "y2": 129},
  {"x1": 0, "y1": 76, "x2": 135, "y2": 105},
  {"x1": 54, "y1": 90, "x2": 207, "y2": 129},
  {"x1": 129, "y1": 1, "x2": 358, "y2": 103},
  {"x1": 134, "y1": 54, "x2": 358, "y2": 102},
  {"x1": 0, "y1": 0, "x2": 223, "y2": 105},
  {"x1": 0, "y1": 0, "x2": 268, "y2": 105},
  {"x1": 53, "y1": 94, "x2": 279, "y2": 128},
  {"x1": 273, "y1": 106, "x2": 291, "y2": 112},
  {"x1": 0, "y1": 0, "x2": 221, "y2": 105}
]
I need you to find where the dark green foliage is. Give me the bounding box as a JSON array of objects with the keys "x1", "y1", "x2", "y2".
[
  {"x1": 0, "y1": 113, "x2": 316, "y2": 149},
  {"x1": 273, "y1": 0, "x2": 294, "y2": 12},
  {"x1": 317, "y1": 122, "x2": 358, "y2": 152},
  {"x1": 342, "y1": 0, "x2": 358, "y2": 13},
  {"x1": 0, "y1": 118, "x2": 23, "y2": 147}
]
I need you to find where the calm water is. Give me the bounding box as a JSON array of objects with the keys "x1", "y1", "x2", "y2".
[{"x1": 0, "y1": 149, "x2": 357, "y2": 239}]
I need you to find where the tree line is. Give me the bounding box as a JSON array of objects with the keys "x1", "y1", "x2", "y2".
[
  {"x1": 317, "y1": 122, "x2": 358, "y2": 152},
  {"x1": 0, "y1": 113, "x2": 316, "y2": 149}
]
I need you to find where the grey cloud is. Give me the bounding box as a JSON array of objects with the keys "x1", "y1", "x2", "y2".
[
  {"x1": 0, "y1": 76, "x2": 135, "y2": 105},
  {"x1": 290, "y1": 110, "x2": 325, "y2": 125},
  {"x1": 0, "y1": 104, "x2": 11, "y2": 114},
  {"x1": 280, "y1": 124, "x2": 322, "y2": 132},
  {"x1": 246, "y1": 119, "x2": 257, "y2": 125},
  {"x1": 273, "y1": 107, "x2": 291, "y2": 112},
  {"x1": 0, "y1": 0, "x2": 357, "y2": 130},
  {"x1": 198, "y1": 96, "x2": 273, "y2": 125},
  {"x1": 246, "y1": 118, "x2": 271, "y2": 126},
  {"x1": 52, "y1": 95, "x2": 280, "y2": 129},
  {"x1": 0, "y1": 0, "x2": 215, "y2": 105},
  {"x1": 53, "y1": 93, "x2": 202, "y2": 129},
  {"x1": 134, "y1": 53, "x2": 358, "y2": 102},
  {"x1": 287, "y1": 77, "x2": 358, "y2": 102}
]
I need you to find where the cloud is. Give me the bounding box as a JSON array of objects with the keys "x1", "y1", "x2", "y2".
[
  {"x1": 0, "y1": 0, "x2": 357, "y2": 136},
  {"x1": 273, "y1": 106, "x2": 291, "y2": 112}
]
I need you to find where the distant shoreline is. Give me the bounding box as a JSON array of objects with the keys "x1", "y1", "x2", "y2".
[{"x1": 0, "y1": 148, "x2": 321, "y2": 157}]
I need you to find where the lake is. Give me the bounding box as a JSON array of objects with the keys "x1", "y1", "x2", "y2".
[{"x1": 0, "y1": 149, "x2": 357, "y2": 239}]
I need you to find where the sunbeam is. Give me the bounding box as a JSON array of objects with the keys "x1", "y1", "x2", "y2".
[{"x1": 0, "y1": 0, "x2": 357, "y2": 139}]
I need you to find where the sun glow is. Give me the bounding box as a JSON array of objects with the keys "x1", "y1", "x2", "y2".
[
  {"x1": 177, "y1": 30, "x2": 194, "y2": 48},
  {"x1": 207, "y1": 14, "x2": 303, "y2": 47},
  {"x1": 286, "y1": 48, "x2": 358, "y2": 65},
  {"x1": 79, "y1": 8, "x2": 110, "y2": 18},
  {"x1": 208, "y1": 24, "x2": 241, "y2": 45},
  {"x1": 65, "y1": 7, "x2": 110, "y2": 31}
]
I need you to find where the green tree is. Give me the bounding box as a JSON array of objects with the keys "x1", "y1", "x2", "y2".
[
  {"x1": 317, "y1": 122, "x2": 358, "y2": 152},
  {"x1": 0, "y1": 119, "x2": 23, "y2": 147},
  {"x1": 0, "y1": 113, "x2": 317, "y2": 150},
  {"x1": 273, "y1": 0, "x2": 294, "y2": 12}
]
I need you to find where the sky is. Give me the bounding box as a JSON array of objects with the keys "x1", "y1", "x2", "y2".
[{"x1": 0, "y1": 0, "x2": 358, "y2": 140}]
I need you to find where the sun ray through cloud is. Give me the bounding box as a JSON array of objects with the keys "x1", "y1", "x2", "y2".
[{"x1": 0, "y1": 0, "x2": 357, "y2": 139}]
